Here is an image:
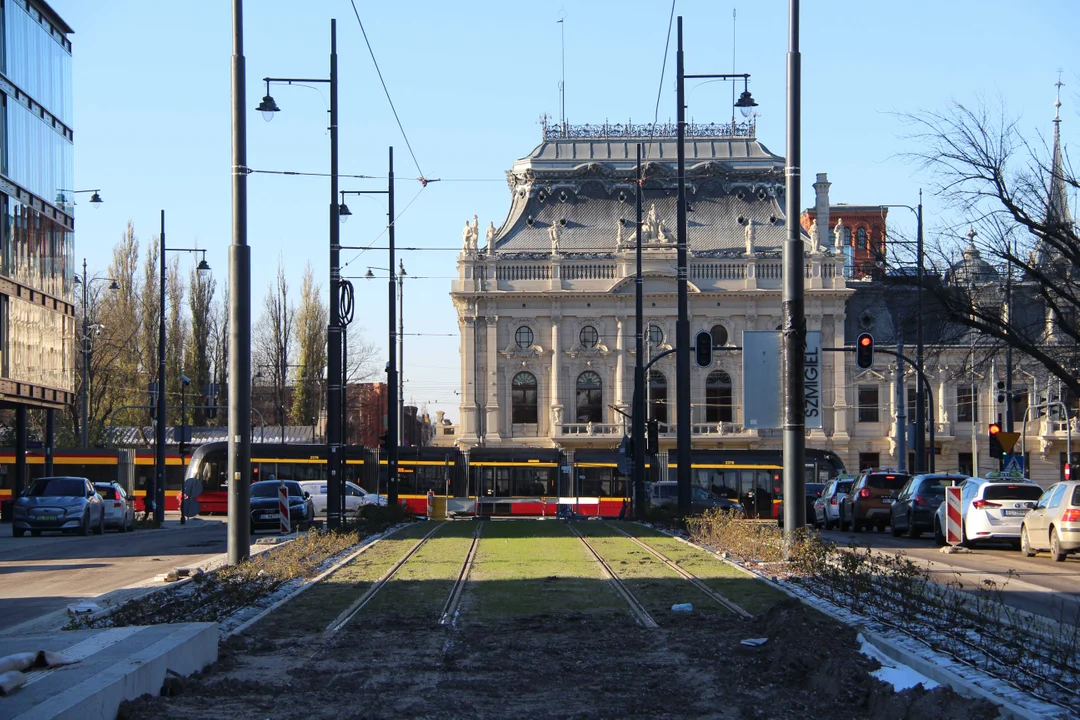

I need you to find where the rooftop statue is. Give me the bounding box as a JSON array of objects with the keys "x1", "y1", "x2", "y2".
[
  {"x1": 833, "y1": 217, "x2": 845, "y2": 249},
  {"x1": 549, "y1": 223, "x2": 561, "y2": 254},
  {"x1": 485, "y1": 221, "x2": 496, "y2": 249},
  {"x1": 462, "y1": 215, "x2": 479, "y2": 252}
]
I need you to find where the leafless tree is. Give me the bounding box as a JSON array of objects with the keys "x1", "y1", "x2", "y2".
[{"x1": 253, "y1": 258, "x2": 293, "y2": 432}]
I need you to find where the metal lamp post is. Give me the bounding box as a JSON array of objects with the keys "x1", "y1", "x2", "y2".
[
  {"x1": 74, "y1": 259, "x2": 118, "y2": 448},
  {"x1": 675, "y1": 17, "x2": 759, "y2": 514},
  {"x1": 362, "y1": 263, "x2": 405, "y2": 446},
  {"x1": 155, "y1": 210, "x2": 210, "y2": 527},
  {"x1": 259, "y1": 18, "x2": 344, "y2": 527},
  {"x1": 56, "y1": 188, "x2": 103, "y2": 214}
]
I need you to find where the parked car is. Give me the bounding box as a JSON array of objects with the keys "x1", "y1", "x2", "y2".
[
  {"x1": 889, "y1": 473, "x2": 967, "y2": 539},
  {"x1": 814, "y1": 476, "x2": 856, "y2": 530},
  {"x1": 933, "y1": 474, "x2": 1043, "y2": 547},
  {"x1": 840, "y1": 470, "x2": 912, "y2": 532},
  {"x1": 1020, "y1": 481, "x2": 1080, "y2": 561},
  {"x1": 777, "y1": 482, "x2": 826, "y2": 528},
  {"x1": 299, "y1": 480, "x2": 385, "y2": 519},
  {"x1": 649, "y1": 481, "x2": 744, "y2": 514},
  {"x1": 94, "y1": 482, "x2": 136, "y2": 533},
  {"x1": 12, "y1": 476, "x2": 106, "y2": 537},
  {"x1": 249, "y1": 480, "x2": 315, "y2": 534}
]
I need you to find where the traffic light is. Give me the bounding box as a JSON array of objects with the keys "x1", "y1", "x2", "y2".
[
  {"x1": 379, "y1": 433, "x2": 389, "y2": 451},
  {"x1": 988, "y1": 422, "x2": 1004, "y2": 459},
  {"x1": 997, "y1": 380, "x2": 1006, "y2": 404},
  {"x1": 855, "y1": 333, "x2": 874, "y2": 370},
  {"x1": 695, "y1": 330, "x2": 713, "y2": 368}
]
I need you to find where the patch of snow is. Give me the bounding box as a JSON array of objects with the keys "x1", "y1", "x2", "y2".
[{"x1": 858, "y1": 633, "x2": 939, "y2": 691}]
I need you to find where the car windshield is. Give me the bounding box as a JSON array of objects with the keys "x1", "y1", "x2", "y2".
[
  {"x1": 806, "y1": 483, "x2": 826, "y2": 496},
  {"x1": 836, "y1": 481, "x2": 853, "y2": 493},
  {"x1": 983, "y1": 484, "x2": 1043, "y2": 501},
  {"x1": 250, "y1": 482, "x2": 303, "y2": 498},
  {"x1": 1073, "y1": 486, "x2": 1080, "y2": 506},
  {"x1": 692, "y1": 487, "x2": 712, "y2": 499},
  {"x1": 866, "y1": 474, "x2": 910, "y2": 490},
  {"x1": 27, "y1": 478, "x2": 85, "y2": 497},
  {"x1": 95, "y1": 486, "x2": 118, "y2": 500}
]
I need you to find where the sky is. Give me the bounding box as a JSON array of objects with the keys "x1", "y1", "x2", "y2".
[{"x1": 52, "y1": 0, "x2": 1076, "y2": 428}]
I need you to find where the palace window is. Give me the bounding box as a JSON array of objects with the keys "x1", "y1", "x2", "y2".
[
  {"x1": 515, "y1": 326, "x2": 534, "y2": 349},
  {"x1": 576, "y1": 371, "x2": 603, "y2": 423},
  {"x1": 579, "y1": 325, "x2": 598, "y2": 349},
  {"x1": 648, "y1": 370, "x2": 668, "y2": 424},
  {"x1": 856, "y1": 227, "x2": 868, "y2": 249},
  {"x1": 511, "y1": 372, "x2": 538, "y2": 424},
  {"x1": 956, "y1": 385, "x2": 978, "y2": 423},
  {"x1": 647, "y1": 325, "x2": 664, "y2": 348},
  {"x1": 858, "y1": 386, "x2": 880, "y2": 423},
  {"x1": 710, "y1": 324, "x2": 728, "y2": 347},
  {"x1": 706, "y1": 370, "x2": 733, "y2": 423}
]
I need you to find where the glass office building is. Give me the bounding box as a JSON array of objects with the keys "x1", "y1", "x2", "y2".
[{"x1": 0, "y1": 0, "x2": 76, "y2": 408}]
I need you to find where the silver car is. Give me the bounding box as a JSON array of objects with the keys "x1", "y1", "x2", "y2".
[
  {"x1": 12, "y1": 476, "x2": 106, "y2": 537},
  {"x1": 1021, "y1": 481, "x2": 1080, "y2": 561},
  {"x1": 94, "y1": 482, "x2": 136, "y2": 533}
]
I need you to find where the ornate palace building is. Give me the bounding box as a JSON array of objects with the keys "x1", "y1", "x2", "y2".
[{"x1": 451, "y1": 118, "x2": 852, "y2": 457}]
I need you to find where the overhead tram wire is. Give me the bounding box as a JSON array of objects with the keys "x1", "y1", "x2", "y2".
[{"x1": 643, "y1": 0, "x2": 677, "y2": 167}]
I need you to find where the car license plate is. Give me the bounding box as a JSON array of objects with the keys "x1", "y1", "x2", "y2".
[
  {"x1": 1003, "y1": 509, "x2": 1027, "y2": 517},
  {"x1": 37, "y1": 514, "x2": 57, "y2": 521},
  {"x1": 260, "y1": 513, "x2": 278, "y2": 520},
  {"x1": 882, "y1": 499, "x2": 893, "y2": 504}
]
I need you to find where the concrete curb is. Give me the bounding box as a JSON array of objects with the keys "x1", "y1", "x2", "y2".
[
  {"x1": 10, "y1": 623, "x2": 218, "y2": 720},
  {"x1": 648, "y1": 526, "x2": 1071, "y2": 720}
]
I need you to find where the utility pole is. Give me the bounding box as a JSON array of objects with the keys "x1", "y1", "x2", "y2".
[
  {"x1": 387, "y1": 147, "x2": 399, "y2": 506},
  {"x1": 155, "y1": 210, "x2": 167, "y2": 528},
  {"x1": 633, "y1": 143, "x2": 647, "y2": 519},
  {"x1": 895, "y1": 338, "x2": 906, "y2": 473},
  {"x1": 914, "y1": 192, "x2": 925, "y2": 471},
  {"x1": 228, "y1": 0, "x2": 252, "y2": 564},
  {"x1": 326, "y1": 19, "x2": 343, "y2": 528},
  {"x1": 674, "y1": 18, "x2": 692, "y2": 514},
  {"x1": 781, "y1": 0, "x2": 806, "y2": 546}
]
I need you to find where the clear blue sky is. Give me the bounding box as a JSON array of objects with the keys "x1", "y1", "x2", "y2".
[{"x1": 54, "y1": 0, "x2": 1076, "y2": 427}]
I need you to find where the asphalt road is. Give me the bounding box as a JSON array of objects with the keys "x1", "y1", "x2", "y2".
[
  {"x1": 818, "y1": 525, "x2": 1080, "y2": 622},
  {"x1": 0, "y1": 517, "x2": 228, "y2": 632}
]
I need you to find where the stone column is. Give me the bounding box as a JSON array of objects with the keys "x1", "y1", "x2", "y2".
[
  {"x1": 550, "y1": 319, "x2": 562, "y2": 435},
  {"x1": 486, "y1": 316, "x2": 501, "y2": 440},
  {"x1": 461, "y1": 318, "x2": 477, "y2": 438},
  {"x1": 614, "y1": 317, "x2": 625, "y2": 411}
]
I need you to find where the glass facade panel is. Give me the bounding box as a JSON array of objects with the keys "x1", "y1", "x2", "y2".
[
  {"x1": 6, "y1": 98, "x2": 73, "y2": 202},
  {"x1": 2, "y1": 193, "x2": 74, "y2": 296},
  {"x1": 4, "y1": 0, "x2": 73, "y2": 124},
  {"x1": 6, "y1": 293, "x2": 74, "y2": 390}
]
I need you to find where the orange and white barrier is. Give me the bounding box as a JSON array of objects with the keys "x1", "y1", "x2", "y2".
[
  {"x1": 279, "y1": 481, "x2": 290, "y2": 535},
  {"x1": 945, "y1": 486, "x2": 962, "y2": 545}
]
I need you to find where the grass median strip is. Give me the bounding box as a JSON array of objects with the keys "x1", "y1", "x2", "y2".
[
  {"x1": 609, "y1": 521, "x2": 787, "y2": 616},
  {"x1": 463, "y1": 520, "x2": 627, "y2": 620},
  {"x1": 255, "y1": 521, "x2": 442, "y2": 635}
]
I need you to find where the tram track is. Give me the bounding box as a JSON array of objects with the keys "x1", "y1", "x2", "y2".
[
  {"x1": 439, "y1": 520, "x2": 483, "y2": 627},
  {"x1": 323, "y1": 522, "x2": 444, "y2": 639},
  {"x1": 566, "y1": 521, "x2": 659, "y2": 628},
  {"x1": 604, "y1": 522, "x2": 752, "y2": 619}
]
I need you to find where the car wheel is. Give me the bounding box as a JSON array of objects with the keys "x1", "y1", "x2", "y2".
[
  {"x1": 1051, "y1": 529, "x2": 1067, "y2": 562},
  {"x1": 119, "y1": 514, "x2": 127, "y2": 533},
  {"x1": 13, "y1": 526, "x2": 25, "y2": 537},
  {"x1": 1020, "y1": 526, "x2": 1035, "y2": 557},
  {"x1": 96, "y1": 511, "x2": 105, "y2": 535},
  {"x1": 906, "y1": 512, "x2": 922, "y2": 539},
  {"x1": 933, "y1": 519, "x2": 945, "y2": 546},
  {"x1": 79, "y1": 511, "x2": 90, "y2": 536},
  {"x1": 890, "y1": 518, "x2": 903, "y2": 537}
]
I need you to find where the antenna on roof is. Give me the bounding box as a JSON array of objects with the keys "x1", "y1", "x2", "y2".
[{"x1": 558, "y1": 9, "x2": 567, "y2": 131}]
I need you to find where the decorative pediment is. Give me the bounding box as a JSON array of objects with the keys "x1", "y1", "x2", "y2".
[
  {"x1": 609, "y1": 273, "x2": 702, "y2": 294},
  {"x1": 853, "y1": 369, "x2": 887, "y2": 382}
]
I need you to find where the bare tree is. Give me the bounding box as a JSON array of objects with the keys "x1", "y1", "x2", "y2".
[
  {"x1": 902, "y1": 99, "x2": 1080, "y2": 398},
  {"x1": 186, "y1": 266, "x2": 216, "y2": 425},
  {"x1": 253, "y1": 258, "x2": 293, "y2": 434},
  {"x1": 208, "y1": 287, "x2": 229, "y2": 426},
  {"x1": 292, "y1": 263, "x2": 327, "y2": 429}
]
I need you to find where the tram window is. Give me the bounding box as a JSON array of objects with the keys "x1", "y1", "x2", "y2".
[{"x1": 495, "y1": 468, "x2": 511, "y2": 496}]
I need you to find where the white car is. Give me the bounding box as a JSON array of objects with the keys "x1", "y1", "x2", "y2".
[
  {"x1": 813, "y1": 476, "x2": 855, "y2": 530},
  {"x1": 94, "y1": 482, "x2": 135, "y2": 533},
  {"x1": 933, "y1": 474, "x2": 1043, "y2": 547},
  {"x1": 299, "y1": 481, "x2": 386, "y2": 519}
]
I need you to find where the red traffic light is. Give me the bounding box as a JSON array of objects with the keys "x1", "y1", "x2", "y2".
[
  {"x1": 988, "y1": 423, "x2": 1001, "y2": 435},
  {"x1": 859, "y1": 336, "x2": 871, "y2": 347},
  {"x1": 855, "y1": 333, "x2": 874, "y2": 370}
]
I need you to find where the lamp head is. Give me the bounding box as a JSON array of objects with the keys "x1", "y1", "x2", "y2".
[
  {"x1": 73, "y1": 274, "x2": 81, "y2": 286},
  {"x1": 89, "y1": 191, "x2": 103, "y2": 207},
  {"x1": 399, "y1": 261, "x2": 407, "y2": 277},
  {"x1": 257, "y1": 94, "x2": 280, "y2": 122},
  {"x1": 365, "y1": 268, "x2": 375, "y2": 279},
  {"x1": 108, "y1": 279, "x2": 120, "y2": 291},
  {"x1": 196, "y1": 258, "x2": 211, "y2": 272},
  {"x1": 339, "y1": 202, "x2": 352, "y2": 222},
  {"x1": 180, "y1": 374, "x2": 192, "y2": 386},
  {"x1": 735, "y1": 89, "x2": 758, "y2": 118}
]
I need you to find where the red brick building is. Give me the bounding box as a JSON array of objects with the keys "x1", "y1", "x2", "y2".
[
  {"x1": 347, "y1": 382, "x2": 388, "y2": 448},
  {"x1": 801, "y1": 203, "x2": 888, "y2": 280}
]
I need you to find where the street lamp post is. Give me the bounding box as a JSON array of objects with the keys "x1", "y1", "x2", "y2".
[
  {"x1": 55, "y1": 189, "x2": 103, "y2": 214},
  {"x1": 259, "y1": 18, "x2": 344, "y2": 527},
  {"x1": 675, "y1": 17, "x2": 759, "y2": 514},
  {"x1": 155, "y1": 209, "x2": 210, "y2": 527},
  {"x1": 74, "y1": 259, "x2": 118, "y2": 448},
  {"x1": 362, "y1": 263, "x2": 405, "y2": 446}
]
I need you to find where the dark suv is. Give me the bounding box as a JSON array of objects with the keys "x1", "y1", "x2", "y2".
[
  {"x1": 889, "y1": 473, "x2": 966, "y2": 538},
  {"x1": 841, "y1": 470, "x2": 912, "y2": 532}
]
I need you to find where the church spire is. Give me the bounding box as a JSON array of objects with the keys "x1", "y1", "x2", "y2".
[{"x1": 1048, "y1": 72, "x2": 1072, "y2": 231}]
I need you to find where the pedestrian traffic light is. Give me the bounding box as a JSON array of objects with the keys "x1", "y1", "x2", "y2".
[
  {"x1": 695, "y1": 330, "x2": 713, "y2": 368},
  {"x1": 988, "y1": 422, "x2": 1004, "y2": 459},
  {"x1": 855, "y1": 333, "x2": 874, "y2": 369}
]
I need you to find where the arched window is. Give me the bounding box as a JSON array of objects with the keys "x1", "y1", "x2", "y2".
[
  {"x1": 843, "y1": 227, "x2": 852, "y2": 247},
  {"x1": 579, "y1": 325, "x2": 599, "y2": 348},
  {"x1": 706, "y1": 370, "x2": 733, "y2": 423},
  {"x1": 856, "y1": 227, "x2": 868, "y2": 249},
  {"x1": 515, "y1": 326, "x2": 534, "y2": 349},
  {"x1": 710, "y1": 324, "x2": 728, "y2": 347},
  {"x1": 648, "y1": 370, "x2": 668, "y2": 423},
  {"x1": 576, "y1": 371, "x2": 603, "y2": 423},
  {"x1": 511, "y1": 372, "x2": 538, "y2": 424}
]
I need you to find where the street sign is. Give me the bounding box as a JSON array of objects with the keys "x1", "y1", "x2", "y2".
[
  {"x1": 945, "y1": 486, "x2": 963, "y2": 545},
  {"x1": 996, "y1": 431, "x2": 1020, "y2": 454},
  {"x1": 742, "y1": 330, "x2": 821, "y2": 429},
  {"x1": 1003, "y1": 455, "x2": 1025, "y2": 475}
]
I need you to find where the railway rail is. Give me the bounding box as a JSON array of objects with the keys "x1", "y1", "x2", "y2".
[
  {"x1": 439, "y1": 521, "x2": 483, "y2": 626},
  {"x1": 566, "y1": 521, "x2": 659, "y2": 628}
]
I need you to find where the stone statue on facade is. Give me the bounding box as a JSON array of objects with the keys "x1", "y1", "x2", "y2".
[
  {"x1": 616, "y1": 220, "x2": 624, "y2": 249},
  {"x1": 642, "y1": 203, "x2": 670, "y2": 244},
  {"x1": 809, "y1": 218, "x2": 820, "y2": 247},
  {"x1": 549, "y1": 222, "x2": 561, "y2": 254},
  {"x1": 744, "y1": 220, "x2": 758, "y2": 255},
  {"x1": 485, "y1": 221, "x2": 496, "y2": 250},
  {"x1": 833, "y1": 217, "x2": 845, "y2": 249},
  {"x1": 551, "y1": 405, "x2": 563, "y2": 427},
  {"x1": 462, "y1": 215, "x2": 480, "y2": 252}
]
